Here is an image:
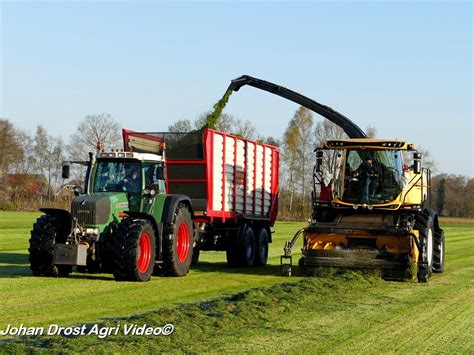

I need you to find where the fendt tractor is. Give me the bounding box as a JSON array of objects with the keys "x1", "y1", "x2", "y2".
[
  {"x1": 214, "y1": 75, "x2": 445, "y2": 283},
  {"x1": 29, "y1": 128, "x2": 279, "y2": 281}
]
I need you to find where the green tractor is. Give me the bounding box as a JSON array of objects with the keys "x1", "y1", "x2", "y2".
[{"x1": 29, "y1": 147, "x2": 194, "y2": 282}]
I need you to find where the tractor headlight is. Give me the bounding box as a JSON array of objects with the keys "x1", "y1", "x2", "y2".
[{"x1": 86, "y1": 227, "x2": 100, "y2": 236}]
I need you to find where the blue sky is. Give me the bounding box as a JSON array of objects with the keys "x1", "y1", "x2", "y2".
[{"x1": 1, "y1": 1, "x2": 472, "y2": 176}]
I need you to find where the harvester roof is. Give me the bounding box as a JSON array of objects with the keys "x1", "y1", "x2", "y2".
[{"x1": 322, "y1": 139, "x2": 415, "y2": 150}]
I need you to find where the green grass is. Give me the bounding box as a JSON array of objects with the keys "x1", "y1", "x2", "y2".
[{"x1": 0, "y1": 211, "x2": 473, "y2": 352}]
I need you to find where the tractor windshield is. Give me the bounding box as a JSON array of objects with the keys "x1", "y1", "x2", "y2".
[
  {"x1": 93, "y1": 160, "x2": 142, "y2": 194},
  {"x1": 338, "y1": 149, "x2": 403, "y2": 204}
]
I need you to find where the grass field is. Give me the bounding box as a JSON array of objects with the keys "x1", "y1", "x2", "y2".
[{"x1": 0, "y1": 211, "x2": 473, "y2": 352}]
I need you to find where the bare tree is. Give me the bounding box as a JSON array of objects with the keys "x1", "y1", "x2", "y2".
[
  {"x1": 194, "y1": 112, "x2": 235, "y2": 133},
  {"x1": 365, "y1": 125, "x2": 377, "y2": 138},
  {"x1": 233, "y1": 119, "x2": 258, "y2": 140},
  {"x1": 0, "y1": 119, "x2": 23, "y2": 179},
  {"x1": 282, "y1": 106, "x2": 315, "y2": 216},
  {"x1": 168, "y1": 119, "x2": 192, "y2": 132},
  {"x1": 68, "y1": 113, "x2": 121, "y2": 160}
]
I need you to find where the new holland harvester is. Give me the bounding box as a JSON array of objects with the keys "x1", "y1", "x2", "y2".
[{"x1": 211, "y1": 75, "x2": 445, "y2": 283}]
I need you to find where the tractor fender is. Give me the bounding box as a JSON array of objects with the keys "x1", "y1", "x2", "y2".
[
  {"x1": 161, "y1": 195, "x2": 194, "y2": 224},
  {"x1": 39, "y1": 208, "x2": 72, "y2": 233},
  {"x1": 125, "y1": 212, "x2": 163, "y2": 240}
]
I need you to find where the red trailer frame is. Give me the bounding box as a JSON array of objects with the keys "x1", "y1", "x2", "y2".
[{"x1": 122, "y1": 128, "x2": 279, "y2": 226}]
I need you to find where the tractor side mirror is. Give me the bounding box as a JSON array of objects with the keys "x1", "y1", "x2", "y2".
[
  {"x1": 413, "y1": 152, "x2": 422, "y2": 174},
  {"x1": 62, "y1": 163, "x2": 70, "y2": 179},
  {"x1": 315, "y1": 150, "x2": 324, "y2": 173}
]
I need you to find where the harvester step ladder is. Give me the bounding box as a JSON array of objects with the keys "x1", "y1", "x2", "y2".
[{"x1": 280, "y1": 229, "x2": 305, "y2": 277}]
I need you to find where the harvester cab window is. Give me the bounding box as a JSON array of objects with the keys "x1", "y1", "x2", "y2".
[{"x1": 341, "y1": 150, "x2": 404, "y2": 204}]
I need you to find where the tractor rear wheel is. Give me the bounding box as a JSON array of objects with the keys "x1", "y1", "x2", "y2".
[
  {"x1": 432, "y1": 228, "x2": 445, "y2": 273},
  {"x1": 29, "y1": 215, "x2": 70, "y2": 277},
  {"x1": 162, "y1": 204, "x2": 193, "y2": 276},
  {"x1": 253, "y1": 227, "x2": 269, "y2": 267},
  {"x1": 415, "y1": 211, "x2": 434, "y2": 283},
  {"x1": 226, "y1": 224, "x2": 255, "y2": 268},
  {"x1": 111, "y1": 218, "x2": 156, "y2": 282}
]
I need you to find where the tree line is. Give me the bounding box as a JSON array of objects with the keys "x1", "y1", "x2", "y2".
[
  {"x1": 1, "y1": 110, "x2": 472, "y2": 219},
  {"x1": 0, "y1": 115, "x2": 121, "y2": 209}
]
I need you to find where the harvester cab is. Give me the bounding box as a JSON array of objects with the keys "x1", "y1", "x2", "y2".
[
  {"x1": 313, "y1": 139, "x2": 426, "y2": 213},
  {"x1": 281, "y1": 138, "x2": 445, "y2": 282}
]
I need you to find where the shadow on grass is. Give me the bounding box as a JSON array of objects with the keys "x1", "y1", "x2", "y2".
[
  {"x1": 0, "y1": 252, "x2": 29, "y2": 265},
  {"x1": 0, "y1": 265, "x2": 31, "y2": 278},
  {"x1": 191, "y1": 261, "x2": 300, "y2": 277}
]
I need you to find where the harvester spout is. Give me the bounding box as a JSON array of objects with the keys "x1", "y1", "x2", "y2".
[{"x1": 229, "y1": 75, "x2": 367, "y2": 139}]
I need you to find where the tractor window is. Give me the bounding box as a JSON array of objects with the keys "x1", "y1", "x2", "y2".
[
  {"x1": 93, "y1": 160, "x2": 142, "y2": 194},
  {"x1": 341, "y1": 150, "x2": 403, "y2": 204},
  {"x1": 143, "y1": 162, "x2": 166, "y2": 193}
]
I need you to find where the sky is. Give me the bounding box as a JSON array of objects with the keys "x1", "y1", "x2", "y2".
[{"x1": 1, "y1": 1, "x2": 472, "y2": 176}]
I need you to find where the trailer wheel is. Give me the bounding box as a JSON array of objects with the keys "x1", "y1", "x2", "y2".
[
  {"x1": 432, "y1": 228, "x2": 445, "y2": 273},
  {"x1": 415, "y1": 211, "x2": 434, "y2": 283},
  {"x1": 226, "y1": 224, "x2": 255, "y2": 268},
  {"x1": 111, "y1": 218, "x2": 156, "y2": 282},
  {"x1": 253, "y1": 227, "x2": 269, "y2": 266},
  {"x1": 29, "y1": 215, "x2": 70, "y2": 277},
  {"x1": 162, "y1": 203, "x2": 193, "y2": 276}
]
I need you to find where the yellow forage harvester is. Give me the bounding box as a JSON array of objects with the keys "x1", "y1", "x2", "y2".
[{"x1": 282, "y1": 138, "x2": 445, "y2": 282}]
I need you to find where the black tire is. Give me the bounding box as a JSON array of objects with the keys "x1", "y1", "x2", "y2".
[
  {"x1": 111, "y1": 218, "x2": 156, "y2": 282},
  {"x1": 29, "y1": 215, "x2": 70, "y2": 277},
  {"x1": 162, "y1": 204, "x2": 193, "y2": 277},
  {"x1": 415, "y1": 210, "x2": 434, "y2": 283},
  {"x1": 97, "y1": 224, "x2": 117, "y2": 273},
  {"x1": 432, "y1": 228, "x2": 445, "y2": 273},
  {"x1": 253, "y1": 227, "x2": 269, "y2": 267},
  {"x1": 191, "y1": 248, "x2": 200, "y2": 266},
  {"x1": 226, "y1": 224, "x2": 255, "y2": 268}
]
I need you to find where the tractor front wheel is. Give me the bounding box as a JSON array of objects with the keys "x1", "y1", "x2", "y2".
[
  {"x1": 111, "y1": 218, "x2": 156, "y2": 282},
  {"x1": 161, "y1": 204, "x2": 193, "y2": 276},
  {"x1": 29, "y1": 215, "x2": 70, "y2": 277}
]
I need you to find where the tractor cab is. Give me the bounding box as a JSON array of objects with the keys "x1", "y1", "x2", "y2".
[{"x1": 91, "y1": 152, "x2": 165, "y2": 211}]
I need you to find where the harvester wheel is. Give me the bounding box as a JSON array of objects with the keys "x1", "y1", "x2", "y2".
[
  {"x1": 162, "y1": 204, "x2": 193, "y2": 276},
  {"x1": 111, "y1": 218, "x2": 156, "y2": 282},
  {"x1": 29, "y1": 215, "x2": 70, "y2": 277},
  {"x1": 432, "y1": 228, "x2": 445, "y2": 273},
  {"x1": 226, "y1": 224, "x2": 255, "y2": 268},
  {"x1": 415, "y1": 211, "x2": 434, "y2": 283},
  {"x1": 253, "y1": 227, "x2": 269, "y2": 267}
]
